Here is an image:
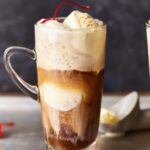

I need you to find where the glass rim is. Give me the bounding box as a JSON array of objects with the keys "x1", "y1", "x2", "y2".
[{"x1": 34, "y1": 17, "x2": 106, "y2": 32}]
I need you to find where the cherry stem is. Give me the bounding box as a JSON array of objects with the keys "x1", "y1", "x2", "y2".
[
  {"x1": 41, "y1": 1, "x2": 91, "y2": 24},
  {"x1": 53, "y1": 1, "x2": 91, "y2": 19}
]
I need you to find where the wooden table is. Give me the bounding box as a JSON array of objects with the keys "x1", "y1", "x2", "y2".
[{"x1": 0, "y1": 95, "x2": 149, "y2": 150}]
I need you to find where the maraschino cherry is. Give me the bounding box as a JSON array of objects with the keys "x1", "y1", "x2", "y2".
[{"x1": 41, "y1": 1, "x2": 91, "y2": 24}]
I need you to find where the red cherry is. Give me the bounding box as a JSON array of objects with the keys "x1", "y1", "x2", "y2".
[
  {"x1": 0, "y1": 125, "x2": 2, "y2": 138},
  {"x1": 41, "y1": 1, "x2": 91, "y2": 24}
]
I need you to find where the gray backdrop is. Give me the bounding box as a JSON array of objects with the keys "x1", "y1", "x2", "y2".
[{"x1": 0, "y1": 0, "x2": 150, "y2": 93}]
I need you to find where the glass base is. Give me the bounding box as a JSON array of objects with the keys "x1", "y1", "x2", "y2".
[{"x1": 45, "y1": 140, "x2": 97, "y2": 150}]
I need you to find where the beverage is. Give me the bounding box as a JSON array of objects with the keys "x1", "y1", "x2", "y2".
[
  {"x1": 38, "y1": 69, "x2": 103, "y2": 149},
  {"x1": 4, "y1": 2, "x2": 106, "y2": 149},
  {"x1": 35, "y1": 11, "x2": 106, "y2": 149}
]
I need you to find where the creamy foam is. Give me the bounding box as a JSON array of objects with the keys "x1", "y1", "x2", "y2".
[{"x1": 35, "y1": 19, "x2": 106, "y2": 73}]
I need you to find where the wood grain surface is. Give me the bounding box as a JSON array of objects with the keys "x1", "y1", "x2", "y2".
[{"x1": 0, "y1": 95, "x2": 149, "y2": 150}]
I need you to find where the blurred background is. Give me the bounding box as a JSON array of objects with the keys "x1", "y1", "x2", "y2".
[{"x1": 0, "y1": 0, "x2": 150, "y2": 93}]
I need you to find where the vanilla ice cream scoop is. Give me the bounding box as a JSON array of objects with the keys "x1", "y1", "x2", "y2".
[
  {"x1": 41, "y1": 83, "x2": 82, "y2": 111},
  {"x1": 63, "y1": 10, "x2": 99, "y2": 29}
]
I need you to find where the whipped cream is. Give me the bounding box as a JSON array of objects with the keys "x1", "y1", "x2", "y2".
[
  {"x1": 41, "y1": 83, "x2": 82, "y2": 111},
  {"x1": 37, "y1": 19, "x2": 67, "y2": 29},
  {"x1": 35, "y1": 10, "x2": 106, "y2": 73}
]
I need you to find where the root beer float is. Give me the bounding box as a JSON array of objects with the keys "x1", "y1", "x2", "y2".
[{"x1": 35, "y1": 1, "x2": 106, "y2": 149}]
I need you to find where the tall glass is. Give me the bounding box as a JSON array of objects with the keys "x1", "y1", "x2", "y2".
[
  {"x1": 146, "y1": 21, "x2": 150, "y2": 72},
  {"x1": 4, "y1": 18, "x2": 107, "y2": 150}
]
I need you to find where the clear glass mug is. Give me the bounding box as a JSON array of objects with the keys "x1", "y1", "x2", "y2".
[
  {"x1": 146, "y1": 21, "x2": 150, "y2": 73},
  {"x1": 3, "y1": 18, "x2": 107, "y2": 150}
]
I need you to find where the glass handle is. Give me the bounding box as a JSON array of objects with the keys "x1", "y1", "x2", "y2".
[{"x1": 3, "y1": 46, "x2": 38, "y2": 100}]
